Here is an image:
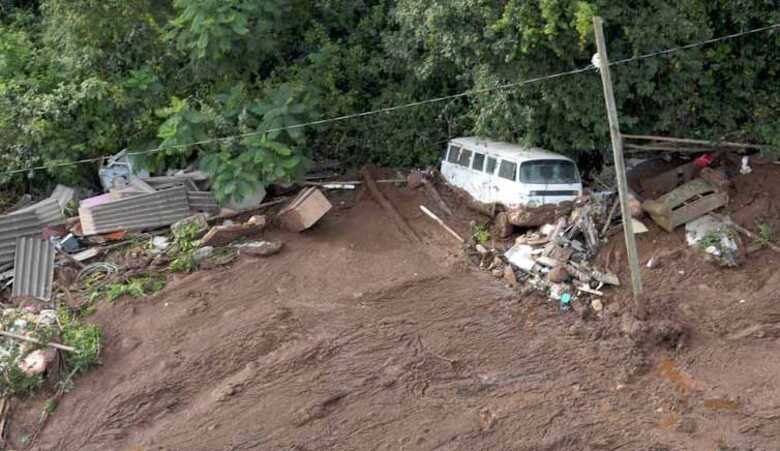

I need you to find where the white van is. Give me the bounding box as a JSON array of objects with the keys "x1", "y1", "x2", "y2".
[{"x1": 440, "y1": 137, "x2": 582, "y2": 209}]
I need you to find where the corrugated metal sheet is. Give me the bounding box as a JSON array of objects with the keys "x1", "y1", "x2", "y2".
[
  {"x1": 79, "y1": 186, "x2": 191, "y2": 235},
  {"x1": 12, "y1": 237, "x2": 55, "y2": 300},
  {"x1": 187, "y1": 191, "x2": 220, "y2": 213},
  {"x1": 50, "y1": 185, "x2": 76, "y2": 211},
  {"x1": 0, "y1": 199, "x2": 64, "y2": 265},
  {"x1": 142, "y1": 176, "x2": 199, "y2": 192}
]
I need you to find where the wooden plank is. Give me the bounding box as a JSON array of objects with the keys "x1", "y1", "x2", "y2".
[
  {"x1": 670, "y1": 192, "x2": 728, "y2": 229},
  {"x1": 622, "y1": 134, "x2": 773, "y2": 151},
  {"x1": 361, "y1": 167, "x2": 421, "y2": 243},
  {"x1": 593, "y1": 17, "x2": 642, "y2": 299}
]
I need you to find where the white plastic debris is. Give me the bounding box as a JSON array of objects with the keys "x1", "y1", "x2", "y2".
[
  {"x1": 591, "y1": 53, "x2": 602, "y2": 70},
  {"x1": 505, "y1": 244, "x2": 536, "y2": 272},
  {"x1": 685, "y1": 215, "x2": 724, "y2": 246},
  {"x1": 740, "y1": 156, "x2": 752, "y2": 175},
  {"x1": 151, "y1": 236, "x2": 170, "y2": 253}
]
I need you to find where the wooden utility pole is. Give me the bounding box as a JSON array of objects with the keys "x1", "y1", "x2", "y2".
[{"x1": 592, "y1": 16, "x2": 643, "y2": 298}]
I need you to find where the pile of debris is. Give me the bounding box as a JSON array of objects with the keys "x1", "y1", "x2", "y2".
[
  {"x1": 0, "y1": 307, "x2": 64, "y2": 381},
  {"x1": 474, "y1": 196, "x2": 620, "y2": 315},
  {"x1": 0, "y1": 163, "x2": 335, "y2": 305}
]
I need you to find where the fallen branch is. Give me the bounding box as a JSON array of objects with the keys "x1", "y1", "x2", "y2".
[
  {"x1": 361, "y1": 167, "x2": 421, "y2": 243},
  {"x1": 420, "y1": 206, "x2": 464, "y2": 243},
  {"x1": 0, "y1": 331, "x2": 76, "y2": 353}
]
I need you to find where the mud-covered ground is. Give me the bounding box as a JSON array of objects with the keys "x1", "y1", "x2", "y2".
[{"x1": 9, "y1": 162, "x2": 780, "y2": 451}]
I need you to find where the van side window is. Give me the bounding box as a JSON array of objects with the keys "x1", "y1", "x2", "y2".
[
  {"x1": 457, "y1": 149, "x2": 472, "y2": 167},
  {"x1": 498, "y1": 160, "x2": 517, "y2": 181},
  {"x1": 485, "y1": 157, "x2": 497, "y2": 174},
  {"x1": 447, "y1": 145, "x2": 460, "y2": 163},
  {"x1": 472, "y1": 153, "x2": 485, "y2": 171}
]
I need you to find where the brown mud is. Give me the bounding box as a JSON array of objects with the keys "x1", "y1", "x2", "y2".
[{"x1": 7, "y1": 164, "x2": 780, "y2": 451}]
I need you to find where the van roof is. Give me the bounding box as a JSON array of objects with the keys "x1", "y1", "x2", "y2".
[{"x1": 450, "y1": 137, "x2": 572, "y2": 162}]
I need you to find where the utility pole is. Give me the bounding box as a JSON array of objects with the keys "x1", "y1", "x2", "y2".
[{"x1": 592, "y1": 16, "x2": 643, "y2": 299}]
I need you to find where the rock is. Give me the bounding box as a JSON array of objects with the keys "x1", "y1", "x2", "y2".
[
  {"x1": 200, "y1": 223, "x2": 261, "y2": 247},
  {"x1": 475, "y1": 244, "x2": 489, "y2": 255},
  {"x1": 235, "y1": 240, "x2": 283, "y2": 257},
  {"x1": 591, "y1": 299, "x2": 604, "y2": 312},
  {"x1": 547, "y1": 265, "x2": 570, "y2": 283},
  {"x1": 503, "y1": 265, "x2": 517, "y2": 287},
  {"x1": 491, "y1": 268, "x2": 503, "y2": 278},
  {"x1": 171, "y1": 213, "x2": 209, "y2": 238},
  {"x1": 193, "y1": 246, "x2": 214, "y2": 262},
  {"x1": 247, "y1": 215, "x2": 267, "y2": 230}
]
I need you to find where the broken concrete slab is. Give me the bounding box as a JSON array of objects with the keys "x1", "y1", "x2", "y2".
[{"x1": 277, "y1": 187, "x2": 332, "y2": 232}]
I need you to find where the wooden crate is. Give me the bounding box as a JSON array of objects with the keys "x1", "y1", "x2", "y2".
[
  {"x1": 277, "y1": 187, "x2": 332, "y2": 232},
  {"x1": 642, "y1": 178, "x2": 728, "y2": 232}
]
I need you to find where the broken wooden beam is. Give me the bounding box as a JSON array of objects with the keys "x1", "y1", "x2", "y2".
[
  {"x1": 0, "y1": 331, "x2": 76, "y2": 352},
  {"x1": 361, "y1": 167, "x2": 421, "y2": 243},
  {"x1": 622, "y1": 134, "x2": 774, "y2": 151},
  {"x1": 419, "y1": 206, "x2": 463, "y2": 243}
]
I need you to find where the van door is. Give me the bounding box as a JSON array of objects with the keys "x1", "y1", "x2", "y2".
[
  {"x1": 469, "y1": 151, "x2": 490, "y2": 203},
  {"x1": 495, "y1": 159, "x2": 523, "y2": 208},
  {"x1": 483, "y1": 155, "x2": 499, "y2": 203}
]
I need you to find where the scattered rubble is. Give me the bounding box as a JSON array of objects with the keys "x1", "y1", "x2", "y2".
[{"x1": 474, "y1": 195, "x2": 620, "y2": 314}]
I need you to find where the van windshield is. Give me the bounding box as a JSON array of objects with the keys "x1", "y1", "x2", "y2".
[{"x1": 519, "y1": 160, "x2": 579, "y2": 184}]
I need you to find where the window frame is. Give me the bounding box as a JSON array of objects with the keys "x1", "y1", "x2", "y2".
[
  {"x1": 446, "y1": 145, "x2": 461, "y2": 164},
  {"x1": 457, "y1": 148, "x2": 473, "y2": 167},
  {"x1": 472, "y1": 152, "x2": 485, "y2": 172},
  {"x1": 485, "y1": 156, "x2": 498, "y2": 174},
  {"x1": 498, "y1": 159, "x2": 518, "y2": 181}
]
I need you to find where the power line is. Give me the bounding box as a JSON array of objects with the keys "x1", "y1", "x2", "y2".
[{"x1": 3, "y1": 22, "x2": 778, "y2": 177}]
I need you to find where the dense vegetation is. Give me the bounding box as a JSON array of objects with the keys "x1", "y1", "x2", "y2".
[{"x1": 1, "y1": 1, "x2": 778, "y2": 202}]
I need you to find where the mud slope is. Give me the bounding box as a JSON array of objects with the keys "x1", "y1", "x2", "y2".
[{"x1": 21, "y1": 169, "x2": 780, "y2": 451}]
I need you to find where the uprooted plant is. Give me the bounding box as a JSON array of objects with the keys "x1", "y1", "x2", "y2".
[{"x1": 0, "y1": 308, "x2": 101, "y2": 398}]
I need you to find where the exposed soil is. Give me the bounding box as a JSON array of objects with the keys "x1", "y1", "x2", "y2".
[{"x1": 8, "y1": 164, "x2": 780, "y2": 451}]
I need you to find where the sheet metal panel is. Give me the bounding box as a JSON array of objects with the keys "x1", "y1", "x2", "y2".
[
  {"x1": 12, "y1": 237, "x2": 55, "y2": 300},
  {"x1": 0, "y1": 199, "x2": 64, "y2": 265},
  {"x1": 79, "y1": 186, "x2": 191, "y2": 235},
  {"x1": 187, "y1": 191, "x2": 219, "y2": 213}
]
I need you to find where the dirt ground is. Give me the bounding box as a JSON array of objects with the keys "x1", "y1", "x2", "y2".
[{"x1": 8, "y1": 162, "x2": 780, "y2": 451}]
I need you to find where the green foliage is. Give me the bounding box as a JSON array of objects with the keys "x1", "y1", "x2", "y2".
[
  {"x1": 58, "y1": 308, "x2": 101, "y2": 375},
  {"x1": 0, "y1": 0, "x2": 778, "y2": 193},
  {"x1": 94, "y1": 275, "x2": 166, "y2": 302},
  {"x1": 755, "y1": 221, "x2": 775, "y2": 245},
  {"x1": 1, "y1": 348, "x2": 44, "y2": 396},
  {"x1": 471, "y1": 224, "x2": 491, "y2": 245}
]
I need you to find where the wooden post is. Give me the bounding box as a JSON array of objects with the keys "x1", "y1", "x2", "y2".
[{"x1": 593, "y1": 16, "x2": 643, "y2": 298}]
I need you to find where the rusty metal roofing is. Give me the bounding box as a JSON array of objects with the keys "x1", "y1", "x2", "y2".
[
  {"x1": 12, "y1": 237, "x2": 55, "y2": 300},
  {"x1": 79, "y1": 186, "x2": 191, "y2": 235},
  {"x1": 187, "y1": 191, "x2": 219, "y2": 213},
  {"x1": 0, "y1": 198, "x2": 64, "y2": 265}
]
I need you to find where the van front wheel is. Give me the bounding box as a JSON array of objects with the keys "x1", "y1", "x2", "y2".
[{"x1": 493, "y1": 212, "x2": 513, "y2": 239}]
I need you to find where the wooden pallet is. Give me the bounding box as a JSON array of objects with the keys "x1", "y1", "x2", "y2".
[{"x1": 642, "y1": 178, "x2": 728, "y2": 232}]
